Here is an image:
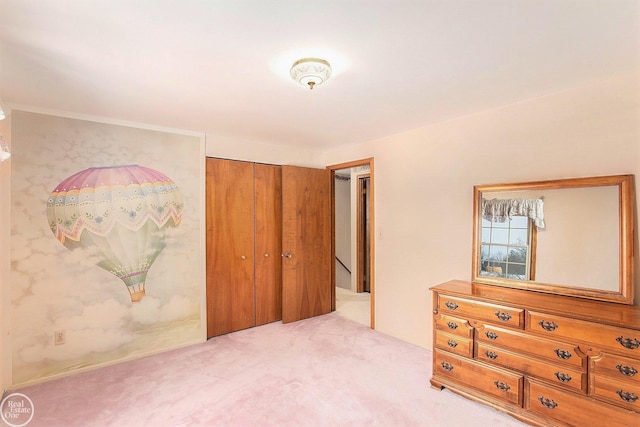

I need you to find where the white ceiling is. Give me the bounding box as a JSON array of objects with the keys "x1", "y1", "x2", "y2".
[{"x1": 1, "y1": 0, "x2": 638, "y2": 149}]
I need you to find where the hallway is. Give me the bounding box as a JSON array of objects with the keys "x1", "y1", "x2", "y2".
[{"x1": 335, "y1": 287, "x2": 370, "y2": 327}]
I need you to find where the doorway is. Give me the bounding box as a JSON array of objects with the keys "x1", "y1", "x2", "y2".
[
  {"x1": 357, "y1": 174, "x2": 371, "y2": 294},
  {"x1": 327, "y1": 158, "x2": 375, "y2": 328}
]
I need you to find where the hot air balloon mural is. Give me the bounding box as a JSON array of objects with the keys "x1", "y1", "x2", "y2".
[{"x1": 46, "y1": 165, "x2": 184, "y2": 302}]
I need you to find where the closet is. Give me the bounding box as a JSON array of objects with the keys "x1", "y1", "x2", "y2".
[{"x1": 205, "y1": 158, "x2": 282, "y2": 338}]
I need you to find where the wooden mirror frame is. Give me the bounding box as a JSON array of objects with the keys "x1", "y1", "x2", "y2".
[{"x1": 471, "y1": 174, "x2": 635, "y2": 304}]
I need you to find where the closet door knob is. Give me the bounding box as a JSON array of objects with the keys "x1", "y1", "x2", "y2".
[
  {"x1": 241, "y1": 255, "x2": 247, "y2": 260},
  {"x1": 281, "y1": 252, "x2": 292, "y2": 258},
  {"x1": 264, "y1": 253, "x2": 269, "y2": 257}
]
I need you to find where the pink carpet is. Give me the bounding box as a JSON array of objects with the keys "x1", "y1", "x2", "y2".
[{"x1": 11, "y1": 313, "x2": 526, "y2": 426}]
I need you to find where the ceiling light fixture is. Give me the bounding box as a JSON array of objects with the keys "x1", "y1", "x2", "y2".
[{"x1": 290, "y1": 58, "x2": 332, "y2": 90}]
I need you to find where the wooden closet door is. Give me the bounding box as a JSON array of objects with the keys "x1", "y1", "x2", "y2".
[
  {"x1": 281, "y1": 166, "x2": 332, "y2": 323},
  {"x1": 206, "y1": 158, "x2": 255, "y2": 338},
  {"x1": 254, "y1": 164, "x2": 282, "y2": 325}
]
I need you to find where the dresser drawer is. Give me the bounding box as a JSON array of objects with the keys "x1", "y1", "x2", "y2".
[
  {"x1": 526, "y1": 379, "x2": 637, "y2": 427},
  {"x1": 476, "y1": 324, "x2": 586, "y2": 369},
  {"x1": 437, "y1": 295, "x2": 524, "y2": 329},
  {"x1": 434, "y1": 313, "x2": 473, "y2": 338},
  {"x1": 434, "y1": 349, "x2": 522, "y2": 406},
  {"x1": 591, "y1": 352, "x2": 640, "y2": 385},
  {"x1": 476, "y1": 343, "x2": 586, "y2": 392},
  {"x1": 527, "y1": 311, "x2": 640, "y2": 357},
  {"x1": 591, "y1": 374, "x2": 640, "y2": 412},
  {"x1": 434, "y1": 330, "x2": 473, "y2": 358}
]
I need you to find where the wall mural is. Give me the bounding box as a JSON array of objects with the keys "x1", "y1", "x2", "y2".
[
  {"x1": 11, "y1": 111, "x2": 203, "y2": 385},
  {"x1": 46, "y1": 165, "x2": 185, "y2": 302}
]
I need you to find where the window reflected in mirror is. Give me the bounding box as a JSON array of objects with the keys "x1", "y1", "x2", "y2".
[{"x1": 480, "y1": 215, "x2": 535, "y2": 280}]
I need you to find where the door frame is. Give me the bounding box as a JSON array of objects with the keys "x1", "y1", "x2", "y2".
[{"x1": 326, "y1": 158, "x2": 375, "y2": 329}]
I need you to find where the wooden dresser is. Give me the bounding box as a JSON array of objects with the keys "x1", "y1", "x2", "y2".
[{"x1": 431, "y1": 280, "x2": 640, "y2": 426}]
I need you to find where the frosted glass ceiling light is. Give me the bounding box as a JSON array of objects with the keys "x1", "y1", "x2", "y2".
[{"x1": 290, "y1": 58, "x2": 332, "y2": 90}]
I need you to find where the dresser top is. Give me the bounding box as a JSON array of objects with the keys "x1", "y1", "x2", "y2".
[{"x1": 431, "y1": 280, "x2": 640, "y2": 329}]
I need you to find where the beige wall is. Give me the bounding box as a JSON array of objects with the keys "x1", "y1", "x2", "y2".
[
  {"x1": 205, "y1": 135, "x2": 324, "y2": 168},
  {"x1": 534, "y1": 186, "x2": 619, "y2": 289},
  {"x1": 0, "y1": 112, "x2": 12, "y2": 392},
  {"x1": 321, "y1": 72, "x2": 640, "y2": 349},
  {"x1": 2, "y1": 71, "x2": 638, "y2": 387}
]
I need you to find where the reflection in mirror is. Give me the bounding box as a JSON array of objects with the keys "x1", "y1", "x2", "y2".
[
  {"x1": 480, "y1": 214, "x2": 534, "y2": 281},
  {"x1": 472, "y1": 175, "x2": 635, "y2": 304}
]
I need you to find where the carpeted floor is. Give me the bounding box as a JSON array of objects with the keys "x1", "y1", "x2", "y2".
[
  {"x1": 12, "y1": 313, "x2": 527, "y2": 426},
  {"x1": 335, "y1": 287, "x2": 370, "y2": 327}
]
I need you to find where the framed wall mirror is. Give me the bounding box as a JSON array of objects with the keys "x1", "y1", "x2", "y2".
[{"x1": 471, "y1": 174, "x2": 635, "y2": 304}]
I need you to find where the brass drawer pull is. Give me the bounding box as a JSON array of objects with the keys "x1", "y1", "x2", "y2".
[
  {"x1": 538, "y1": 396, "x2": 558, "y2": 409},
  {"x1": 554, "y1": 372, "x2": 572, "y2": 383},
  {"x1": 485, "y1": 331, "x2": 499, "y2": 340},
  {"x1": 441, "y1": 361, "x2": 454, "y2": 372},
  {"x1": 447, "y1": 340, "x2": 458, "y2": 348},
  {"x1": 445, "y1": 301, "x2": 459, "y2": 310},
  {"x1": 494, "y1": 380, "x2": 511, "y2": 392},
  {"x1": 446, "y1": 321, "x2": 459, "y2": 330},
  {"x1": 616, "y1": 390, "x2": 638, "y2": 403},
  {"x1": 538, "y1": 320, "x2": 559, "y2": 332},
  {"x1": 484, "y1": 350, "x2": 499, "y2": 360},
  {"x1": 616, "y1": 364, "x2": 638, "y2": 377},
  {"x1": 495, "y1": 311, "x2": 512, "y2": 322},
  {"x1": 616, "y1": 336, "x2": 640, "y2": 350},
  {"x1": 554, "y1": 349, "x2": 572, "y2": 360}
]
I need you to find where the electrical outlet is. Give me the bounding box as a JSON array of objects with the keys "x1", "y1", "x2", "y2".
[{"x1": 54, "y1": 330, "x2": 65, "y2": 345}]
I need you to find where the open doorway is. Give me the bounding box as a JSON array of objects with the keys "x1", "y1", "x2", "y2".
[{"x1": 327, "y1": 158, "x2": 374, "y2": 328}]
